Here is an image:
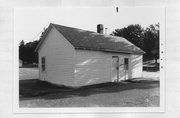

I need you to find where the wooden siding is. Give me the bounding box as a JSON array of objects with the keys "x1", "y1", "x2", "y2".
[
  {"x1": 38, "y1": 27, "x2": 75, "y2": 86},
  {"x1": 129, "y1": 54, "x2": 143, "y2": 78},
  {"x1": 75, "y1": 50, "x2": 111, "y2": 86},
  {"x1": 74, "y1": 50, "x2": 134, "y2": 86}
]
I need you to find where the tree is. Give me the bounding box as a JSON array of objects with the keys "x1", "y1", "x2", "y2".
[
  {"x1": 111, "y1": 24, "x2": 144, "y2": 49},
  {"x1": 19, "y1": 40, "x2": 40, "y2": 64},
  {"x1": 24, "y1": 40, "x2": 39, "y2": 63},
  {"x1": 144, "y1": 23, "x2": 159, "y2": 63}
]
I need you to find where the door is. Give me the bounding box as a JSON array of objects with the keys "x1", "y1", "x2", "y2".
[
  {"x1": 112, "y1": 56, "x2": 129, "y2": 82},
  {"x1": 112, "y1": 56, "x2": 119, "y2": 82}
]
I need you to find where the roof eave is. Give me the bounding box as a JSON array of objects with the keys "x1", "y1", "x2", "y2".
[
  {"x1": 75, "y1": 47, "x2": 144, "y2": 55},
  {"x1": 103, "y1": 49, "x2": 145, "y2": 55}
]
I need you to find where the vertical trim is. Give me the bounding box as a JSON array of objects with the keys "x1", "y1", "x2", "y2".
[{"x1": 38, "y1": 55, "x2": 40, "y2": 80}]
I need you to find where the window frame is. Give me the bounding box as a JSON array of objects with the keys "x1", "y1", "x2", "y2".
[
  {"x1": 124, "y1": 58, "x2": 129, "y2": 70},
  {"x1": 41, "y1": 56, "x2": 46, "y2": 72}
]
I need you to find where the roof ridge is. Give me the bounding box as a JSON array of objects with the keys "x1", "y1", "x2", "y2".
[{"x1": 51, "y1": 23, "x2": 106, "y2": 35}]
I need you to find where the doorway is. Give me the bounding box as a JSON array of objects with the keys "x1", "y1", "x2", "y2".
[
  {"x1": 112, "y1": 56, "x2": 129, "y2": 82},
  {"x1": 112, "y1": 56, "x2": 119, "y2": 82}
]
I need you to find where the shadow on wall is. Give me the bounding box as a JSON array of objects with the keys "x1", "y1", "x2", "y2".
[
  {"x1": 129, "y1": 55, "x2": 143, "y2": 78},
  {"x1": 19, "y1": 79, "x2": 159, "y2": 100},
  {"x1": 75, "y1": 58, "x2": 109, "y2": 86},
  {"x1": 75, "y1": 67, "x2": 101, "y2": 85},
  {"x1": 74, "y1": 52, "x2": 143, "y2": 85},
  {"x1": 131, "y1": 55, "x2": 142, "y2": 69}
]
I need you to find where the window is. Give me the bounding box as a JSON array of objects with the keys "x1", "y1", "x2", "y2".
[
  {"x1": 41, "y1": 57, "x2": 46, "y2": 72},
  {"x1": 124, "y1": 58, "x2": 129, "y2": 70}
]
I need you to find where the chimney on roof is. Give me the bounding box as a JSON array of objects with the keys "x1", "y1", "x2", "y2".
[{"x1": 97, "y1": 24, "x2": 104, "y2": 34}]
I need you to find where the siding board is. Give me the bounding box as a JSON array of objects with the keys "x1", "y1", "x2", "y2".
[{"x1": 39, "y1": 27, "x2": 75, "y2": 86}]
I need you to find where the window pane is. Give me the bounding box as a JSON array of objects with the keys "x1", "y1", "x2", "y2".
[{"x1": 41, "y1": 57, "x2": 45, "y2": 71}]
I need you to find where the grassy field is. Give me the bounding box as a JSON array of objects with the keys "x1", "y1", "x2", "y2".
[
  {"x1": 19, "y1": 68, "x2": 159, "y2": 107},
  {"x1": 19, "y1": 68, "x2": 39, "y2": 80}
]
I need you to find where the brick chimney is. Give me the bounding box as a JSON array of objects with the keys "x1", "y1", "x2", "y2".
[{"x1": 97, "y1": 24, "x2": 103, "y2": 34}]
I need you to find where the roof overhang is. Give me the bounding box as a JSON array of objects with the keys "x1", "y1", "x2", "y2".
[{"x1": 75, "y1": 47, "x2": 145, "y2": 55}]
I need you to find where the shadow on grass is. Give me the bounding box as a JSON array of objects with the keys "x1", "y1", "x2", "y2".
[{"x1": 20, "y1": 79, "x2": 159, "y2": 100}]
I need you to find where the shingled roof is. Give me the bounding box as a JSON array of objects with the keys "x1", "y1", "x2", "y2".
[{"x1": 35, "y1": 23, "x2": 145, "y2": 54}]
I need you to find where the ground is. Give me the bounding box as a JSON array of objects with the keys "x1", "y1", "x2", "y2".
[{"x1": 19, "y1": 67, "x2": 159, "y2": 107}]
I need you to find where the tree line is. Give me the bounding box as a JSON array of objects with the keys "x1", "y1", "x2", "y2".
[
  {"x1": 19, "y1": 40, "x2": 39, "y2": 64},
  {"x1": 19, "y1": 23, "x2": 159, "y2": 64},
  {"x1": 112, "y1": 23, "x2": 159, "y2": 63}
]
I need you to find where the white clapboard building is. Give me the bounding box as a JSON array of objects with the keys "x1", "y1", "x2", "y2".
[{"x1": 35, "y1": 23, "x2": 145, "y2": 87}]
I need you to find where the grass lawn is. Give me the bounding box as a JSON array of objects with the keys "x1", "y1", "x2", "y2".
[
  {"x1": 19, "y1": 78, "x2": 159, "y2": 107},
  {"x1": 19, "y1": 68, "x2": 39, "y2": 80}
]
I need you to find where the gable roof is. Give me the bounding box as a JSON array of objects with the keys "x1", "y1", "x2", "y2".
[{"x1": 35, "y1": 23, "x2": 145, "y2": 54}]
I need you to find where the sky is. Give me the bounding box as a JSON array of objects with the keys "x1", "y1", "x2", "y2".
[{"x1": 14, "y1": 7, "x2": 164, "y2": 43}]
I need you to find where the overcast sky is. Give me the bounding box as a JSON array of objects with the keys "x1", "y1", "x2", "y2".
[{"x1": 14, "y1": 7, "x2": 164, "y2": 43}]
